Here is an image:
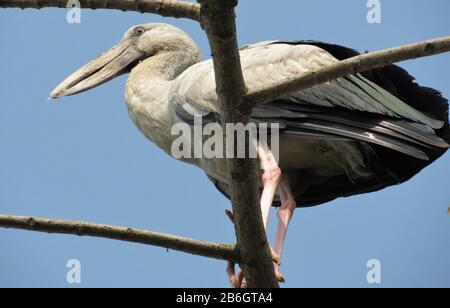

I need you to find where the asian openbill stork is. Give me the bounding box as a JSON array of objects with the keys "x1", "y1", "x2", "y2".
[{"x1": 50, "y1": 24, "x2": 450, "y2": 287}]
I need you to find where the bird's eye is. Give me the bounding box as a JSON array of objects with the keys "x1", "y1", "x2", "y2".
[{"x1": 134, "y1": 27, "x2": 145, "y2": 36}]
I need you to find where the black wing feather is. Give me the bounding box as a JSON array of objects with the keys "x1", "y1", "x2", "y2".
[
  {"x1": 262, "y1": 41, "x2": 450, "y2": 206},
  {"x1": 197, "y1": 40, "x2": 450, "y2": 207}
]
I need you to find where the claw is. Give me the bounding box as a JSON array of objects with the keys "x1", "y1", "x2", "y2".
[
  {"x1": 237, "y1": 268, "x2": 246, "y2": 288},
  {"x1": 225, "y1": 209, "x2": 235, "y2": 224},
  {"x1": 271, "y1": 249, "x2": 281, "y2": 266},
  {"x1": 226, "y1": 262, "x2": 239, "y2": 288},
  {"x1": 227, "y1": 262, "x2": 248, "y2": 288},
  {"x1": 275, "y1": 270, "x2": 286, "y2": 283},
  {"x1": 226, "y1": 208, "x2": 283, "y2": 287}
]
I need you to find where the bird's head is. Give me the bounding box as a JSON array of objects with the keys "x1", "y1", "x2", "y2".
[{"x1": 50, "y1": 23, "x2": 197, "y2": 99}]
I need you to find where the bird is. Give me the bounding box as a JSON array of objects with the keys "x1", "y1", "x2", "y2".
[{"x1": 50, "y1": 23, "x2": 450, "y2": 287}]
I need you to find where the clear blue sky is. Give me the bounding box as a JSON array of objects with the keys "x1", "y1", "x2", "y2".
[{"x1": 1, "y1": 0, "x2": 449, "y2": 288}]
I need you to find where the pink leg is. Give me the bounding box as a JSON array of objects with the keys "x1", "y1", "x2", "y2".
[
  {"x1": 257, "y1": 146, "x2": 281, "y2": 230},
  {"x1": 273, "y1": 179, "x2": 297, "y2": 275},
  {"x1": 225, "y1": 210, "x2": 247, "y2": 288},
  {"x1": 225, "y1": 142, "x2": 281, "y2": 230},
  {"x1": 226, "y1": 262, "x2": 238, "y2": 288}
]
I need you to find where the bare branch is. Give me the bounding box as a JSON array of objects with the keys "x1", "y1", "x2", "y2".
[
  {"x1": 0, "y1": 0, "x2": 201, "y2": 20},
  {"x1": 0, "y1": 214, "x2": 239, "y2": 262},
  {"x1": 198, "y1": 0, "x2": 279, "y2": 288},
  {"x1": 245, "y1": 35, "x2": 450, "y2": 107}
]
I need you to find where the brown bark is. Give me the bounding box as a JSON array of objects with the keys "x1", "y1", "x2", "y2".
[
  {"x1": 0, "y1": 214, "x2": 239, "y2": 262},
  {"x1": 0, "y1": 0, "x2": 200, "y2": 20},
  {"x1": 198, "y1": 0, "x2": 279, "y2": 288}
]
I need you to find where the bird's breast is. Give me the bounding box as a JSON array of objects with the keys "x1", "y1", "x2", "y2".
[{"x1": 125, "y1": 81, "x2": 175, "y2": 156}]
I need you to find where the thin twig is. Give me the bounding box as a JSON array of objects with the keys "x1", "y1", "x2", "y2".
[
  {"x1": 0, "y1": 0, "x2": 201, "y2": 20},
  {"x1": 0, "y1": 214, "x2": 240, "y2": 262}
]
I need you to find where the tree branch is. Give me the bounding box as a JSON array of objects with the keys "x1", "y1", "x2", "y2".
[
  {"x1": 198, "y1": 0, "x2": 279, "y2": 288},
  {"x1": 0, "y1": 0, "x2": 201, "y2": 20},
  {"x1": 245, "y1": 35, "x2": 450, "y2": 107},
  {"x1": 0, "y1": 214, "x2": 239, "y2": 263}
]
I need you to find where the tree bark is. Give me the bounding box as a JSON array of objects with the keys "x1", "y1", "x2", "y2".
[
  {"x1": 198, "y1": 0, "x2": 279, "y2": 288},
  {"x1": 0, "y1": 214, "x2": 239, "y2": 262}
]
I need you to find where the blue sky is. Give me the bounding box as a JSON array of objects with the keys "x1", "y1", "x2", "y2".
[{"x1": 0, "y1": 0, "x2": 449, "y2": 288}]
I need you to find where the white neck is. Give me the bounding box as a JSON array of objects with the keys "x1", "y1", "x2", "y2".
[{"x1": 125, "y1": 47, "x2": 201, "y2": 155}]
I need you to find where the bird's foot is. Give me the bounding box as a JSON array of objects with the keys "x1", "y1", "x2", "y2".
[
  {"x1": 227, "y1": 261, "x2": 285, "y2": 287},
  {"x1": 226, "y1": 209, "x2": 284, "y2": 286},
  {"x1": 225, "y1": 209, "x2": 235, "y2": 224},
  {"x1": 274, "y1": 265, "x2": 286, "y2": 283},
  {"x1": 271, "y1": 248, "x2": 281, "y2": 266},
  {"x1": 271, "y1": 248, "x2": 285, "y2": 282},
  {"x1": 226, "y1": 262, "x2": 247, "y2": 288}
]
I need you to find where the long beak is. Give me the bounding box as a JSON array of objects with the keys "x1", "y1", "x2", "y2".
[{"x1": 50, "y1": 39, "x2": 142, "y2": 99}]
